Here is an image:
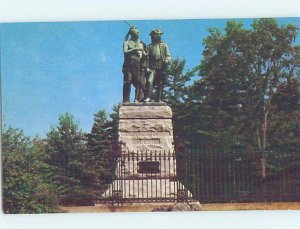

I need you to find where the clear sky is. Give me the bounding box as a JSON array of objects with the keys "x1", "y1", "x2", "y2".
[{"x1": 1, "y1": 17, "x2": 300, "y2": 137}]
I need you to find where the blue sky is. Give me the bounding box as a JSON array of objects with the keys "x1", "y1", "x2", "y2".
[{"x1": 1, "y1": 18, "x2": 300, "y2": 137}]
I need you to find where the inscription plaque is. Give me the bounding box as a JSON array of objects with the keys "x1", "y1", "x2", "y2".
[
  {"x1": 132, "y1": 139, "x2": 160, "y2": 144},
  {"x1": 138, "y1": 161, "x2": 160, "y2": 174},
  {"x1": 122, "y1": 131, "x2": 170, "y2": 136}
]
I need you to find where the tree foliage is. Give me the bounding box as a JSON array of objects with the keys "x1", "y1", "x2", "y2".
[
  {"x1": 45, "y1": 113, "x2": 86, "y2": 205},
  {"x1": 84, "y1": 110, "x2": 115, "y2": 197},
  {"x1": 2, "y1": 18, "x2": 299, "y2": 212},
  {"x1": 164, "y1": 59, "x2": 201, "y2": 147},
  {"x1": 186, "y1": 18, "x2": 299, "y2": 150},
  {"x1": 267, "y1": 79, "x2": 300, "y2": 151},
  {"x1": 2, "y1": 127, "x2": 59, "y2": 213}
]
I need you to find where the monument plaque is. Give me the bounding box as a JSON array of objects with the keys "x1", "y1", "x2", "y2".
[{"x1": 138, "y1": 161, "x2": 160, "y2": 174}]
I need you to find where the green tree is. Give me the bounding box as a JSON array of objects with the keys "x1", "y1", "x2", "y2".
[
  {"x1": 84, "y1": 110, "x2": 115, "y2": 197},
  {"x1": 189, "y1": 21, "x2": 252, "y2": 148},
  {"x1": 2, "y1": 127, "x2": 59, "y2": 213},
  {"x1": 81, "y1": 105, "x2": 120, "y2": 201},
  {"x1": 246, "y1": 19, "x2": 298, "y2": 152},
  {"x1": 86, "y1": 110, "x2": 110, "y2": 155},
  {"x1": 165, "y1": 58, "x2": 198, "y2": 105},
  {"x1": 194, "y1": 18, "x2": 299, "y2": 177},
  {"x1": 46, "y1": 113, "x2": 86, "y2": 205},
  {"x1": 268, "y1": 79, "x2": 300, "y2": 151},
  {"x1": 164, "y1": 59, "x2": 200, "y2": 147},
  {"x1": 195, "y1": 19, "x2": 299, "y2": 150},
  {"x1": 107, "y1": 104, "x2": 121, "y2": 145}
]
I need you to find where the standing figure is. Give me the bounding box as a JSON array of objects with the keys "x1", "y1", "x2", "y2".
[
  {"x1": 136, "y1": 41, "x2": 149, "y2": 102},
  {"x1": 148, "y1": 28, "x2": 171, "y2": 102},
  {"x1": 139, "y1": 44, "x2": 154, "y2": 102},
  {"x1": 122, "y1": 27, "x2": 147, "y2": 103}
]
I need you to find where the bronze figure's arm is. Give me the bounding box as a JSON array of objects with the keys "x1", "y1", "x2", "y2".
[
  {"x1": 123, "y1": 41, "x2": 143, "y2": 54},
  {"x1": 163, "y1": 43, "x2": 171, "y2": 64}
]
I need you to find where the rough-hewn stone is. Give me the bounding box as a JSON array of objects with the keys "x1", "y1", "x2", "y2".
[
  {"x1": 190, "y1": 202, "x2": 202, "y2": 211},
  {"x1": 119, "y1": 105, "x2": 172, "y2": 119},
  {"x1": 119, "y1": 105, "x2": 174, "y2": 152},
  {"x1": 151, "y1": 202, "x2": 202, "y2": 212}
]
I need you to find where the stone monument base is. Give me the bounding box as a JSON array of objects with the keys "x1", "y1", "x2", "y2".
[
  {"x1": 104, "y1": 179, "x2": 178, "y2": 199},
  {"x1": 119, "y1": 102, "x2": 174, "y2": 152},
  {"x1": 102, "y1": 103, "x2": 192, "y2": 203}
]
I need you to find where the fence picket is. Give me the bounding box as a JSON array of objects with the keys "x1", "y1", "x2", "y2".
[{"x1": 57, "y1": 149, "x2": 300, "y2": 205}]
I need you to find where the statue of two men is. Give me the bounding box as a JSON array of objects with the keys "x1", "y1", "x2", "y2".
[{"x1": 122, "y1": 27, "x2": 171, "y2": 103}]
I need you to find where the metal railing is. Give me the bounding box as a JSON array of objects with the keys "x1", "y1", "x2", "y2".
[
  {"x1": 53, "y1": 150, "x2": 300, "y2": 205},
  {"x1": 177, "y1": 150, "x2": 300, "y2": 203}
]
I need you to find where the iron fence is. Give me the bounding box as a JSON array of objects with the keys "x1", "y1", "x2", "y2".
[
  {"x1": 54, "y1": 150, "x2": 300, "y2": 205},
  {"x1": 177, "y1": 150, "x2": 300, "y2": 203},
  {"x1": 99, "y1": 151, "x2": 189, "y2": 204}
]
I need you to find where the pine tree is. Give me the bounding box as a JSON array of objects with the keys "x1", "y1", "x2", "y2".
[
  {"x1": 164, "y1": 59, "x2": 200, "y2": 148},
  {"x1": 84, "y1": 110, "x2": 114, "y2": 197},
  {"x1": 46, "y1": 113, "x2": 86, "y2": 205}
]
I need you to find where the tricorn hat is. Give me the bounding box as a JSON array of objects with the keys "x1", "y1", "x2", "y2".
[
  {"x1": 129, "y1": 26, "x2": 140, "y2": 35},
  {"x1": 149, "y1": 28, "x2": 163, "y2": 36}
]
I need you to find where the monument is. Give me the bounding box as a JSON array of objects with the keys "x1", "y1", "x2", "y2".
[
  {"x1": 148, "y1": 28, "x2": 171, "y2": 102},
  {"x1": 103, "y1": 27, "x2": 190, "y2": 204}
]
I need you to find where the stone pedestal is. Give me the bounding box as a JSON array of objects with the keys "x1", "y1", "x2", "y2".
[
  {"x1": 119, "y1": 103, "x2": 174, "y2": 152},
  {"x1": 103, "y1": 103, "x2": 190, "y2": 202}
]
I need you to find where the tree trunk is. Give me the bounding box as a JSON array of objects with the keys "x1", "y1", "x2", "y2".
[
  {"x1": 262, "y1": 110, "x2": 269, "y2": 151},
  {"x1": 261, "y1": 157, "x2": 266, "y2": 179},
  {"x1": 257, "y1": 127, "x2": 266, "y2": 179},
  {"x1": 256, "y1": 129, "x2": 261, "y2": 150},
  {"x1": 260, "y1": 107, "x2": 270, "y2": 179},
  {"x1": 260, "y1": 93, "x2": 273, "y2": 179},
  {"x1": 256, "y1": 127, "x2": 266, "y2": 178}
]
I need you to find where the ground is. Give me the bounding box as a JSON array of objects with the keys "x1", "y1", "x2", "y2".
[{"x1": 60, "y1": 202, "x2": 300, "y2": 213}]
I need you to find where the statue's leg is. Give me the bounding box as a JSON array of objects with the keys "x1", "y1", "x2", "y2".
[
  {"x1": 144, "y1": 69, "x2": 154, "y2": 101},
  {"x1": 134, "y1": 85, "x2": 140, "y2": 102},
  {"x1": 133, "y1": 72, "x2": 144, "y2": 102},
  {"x1": 123, "y1": 71, "x2": 132, "y2": 103},
  {"x1": 160, "y1": 71, "x2": 168, "y2": 102},
  {"x1": 155, "y1": 71, "x2": 164, "y2": 102},
  {"x1": 137, "y1": 87, "x2": 144, "y2": 102},
  {"x1": 137, "y1": 69, "x2": 147, "y2": 101},
  {"x1": 155, "y1": 81, "x2": 163, "y2": 102},
  {"x1": 131, "y1": 60, "x2": 141, "y2": 102},
  {"x1": 133, "y1": 77, "x2": 141, "y2": 102}
]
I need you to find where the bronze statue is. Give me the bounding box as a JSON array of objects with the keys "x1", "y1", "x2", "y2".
[
  {"x1": 148, "y1": 28, "x2": 171, "y2": 102},
  {"x1": 140, "y1": 47, "x2": 154, "y2": 103},
  {"x1": 137, "y1": 42, "x2": 151, "y2": 102},
  {"x1": 122, "y1": 27, "x2": 147, "y2": 103}
]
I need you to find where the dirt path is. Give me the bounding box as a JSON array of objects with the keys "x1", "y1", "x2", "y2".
[
  {"x1": 61, "y1": 202, "x2": 300, "y2": 213},
  {"x1": 202, "y1": 202, "x2": 300, "y2": 211}
]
